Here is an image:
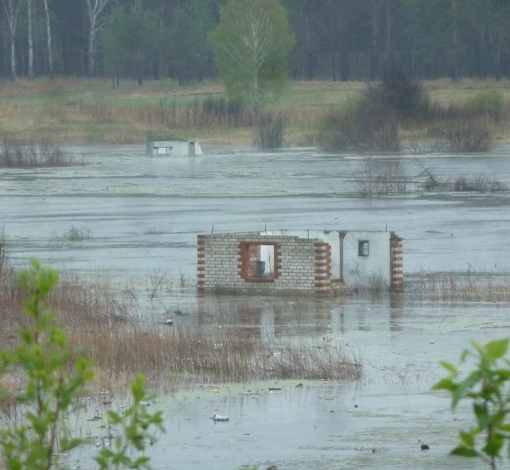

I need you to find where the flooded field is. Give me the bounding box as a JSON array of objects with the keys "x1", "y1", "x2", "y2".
[{"x1": 1, "y1": 145, "x2": 510, "y2": 469}]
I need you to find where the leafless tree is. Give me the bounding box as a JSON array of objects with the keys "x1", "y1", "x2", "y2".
[
  {"x1": 87, "y1": 0, "x2": 110, "y2": 77},
  {"x1": 3, "y1": 0, "x2": 22, "y2": 80},
  {"x1": 42, "y1": 0, "x2": 53, "y2": 78}
]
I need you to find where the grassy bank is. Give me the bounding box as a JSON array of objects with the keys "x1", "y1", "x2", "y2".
[{"x1": 1, "y1": 77, "x2": 510, "y2": 146}]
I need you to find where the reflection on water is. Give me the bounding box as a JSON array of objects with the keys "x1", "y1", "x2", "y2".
[
  {"x1": 390, "y1": 295, "x2": 404, "y2": 332},
  {"x1": 196, "y1": 294, "x2": 351, "y2": 340}
]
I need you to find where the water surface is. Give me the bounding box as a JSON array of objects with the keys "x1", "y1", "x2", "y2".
[{"x1": 1, "y1": 145, "x2": 510, "y2": 469}]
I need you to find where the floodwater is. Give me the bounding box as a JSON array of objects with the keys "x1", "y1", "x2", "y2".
[{"x1": 2, "y1": 145, "x2": 510, "y2": 469}]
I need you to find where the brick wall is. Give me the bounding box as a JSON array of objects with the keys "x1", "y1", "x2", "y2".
[
  {"x1": 314, "y1": 243, "x2": 331, "y2": 295},
  {"x1": 389, "y1": 232, "x2": 403, "y2": 292},
  {"x1": 197, "y1": 233, "x2": 333, "y2": 295}
]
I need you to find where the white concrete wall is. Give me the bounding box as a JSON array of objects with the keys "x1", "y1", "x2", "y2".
[
  {"x1": 148, "y1": 139, "x2": 202, "y2": 157},
  {"x1": 190, "y1": 142, "x2": 203, "y2": 156},
  {"x1": 342, "y1": 231, "x2": 391, "y2": 288},
  {"x1": 261, "y1": 230, "x2": 341, "y2": 279},
  {"x1": 259, "y1": 244, "x2": 275, "y2": 276},
  {"x1": 261, "y1": 229, "x2": 392, "y2": 288}
]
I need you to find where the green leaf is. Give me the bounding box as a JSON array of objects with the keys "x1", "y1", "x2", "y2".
[
  {"x1": 493, "y1": 368, "x2": 510, "y2": 380},
  {"x1": 483, "y1": 435, "x2": 504, "y2": 456},
  {"x1": 130, "y1": 374, "x2": 146, "y2": 402},
  {"x1": 474, "y1": 403, "x2": 492, "y2": 428},
  {"x1": 459, "y1": 431, "x2": 475, "y2": 447},
  {"x1": 439, "y1": 361, "x2": 458, "y2": 375},
  {"x1": 452, "y1": 371, "x2": 482, "y2": 409},
  {"x1": 485, "y1": 339, "x2": 509, "y2": 361},
  {"x1": 432, "y1": 378, "x2": 454, "y2": 391},
  {"x1": 450, "y1": 446, "x2": 479, "y2": 458}
]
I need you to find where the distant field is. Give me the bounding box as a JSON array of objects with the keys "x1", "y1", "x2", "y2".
[{"x1": 0, "y1": 77, "x2": 509, "y2": 145}]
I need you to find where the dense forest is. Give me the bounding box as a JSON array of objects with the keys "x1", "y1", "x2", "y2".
[{"x1": 1, "y1": 0, "x2": 510, "y2": 83}]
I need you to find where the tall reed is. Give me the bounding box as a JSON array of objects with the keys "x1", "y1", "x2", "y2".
[
  {"x1": 409, "y1": 269, "x2": 510, "y2": 301},
  {"x1": 0, "y1": 247, "x2": 362, "y2": 395}
]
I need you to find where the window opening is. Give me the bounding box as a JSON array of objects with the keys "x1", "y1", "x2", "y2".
[
  {"x1": 358, "y1": 240, "x2": 369, "y2": 256},
  {"x1": 240, "y1": 242, "x2": 277, "y2": 281}
]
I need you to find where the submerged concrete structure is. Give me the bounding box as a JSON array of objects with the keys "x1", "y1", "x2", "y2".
[
  {"x1": 197, "y1": 230, "x2": 403, "y2": 295},
  {"x1": 146, "y1": 136, "x2": 203, "y2": 157}
]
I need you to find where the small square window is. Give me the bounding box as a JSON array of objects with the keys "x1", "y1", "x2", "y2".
[{"x1": 358, "y1": 240, "x2": 369, "y2": 256}]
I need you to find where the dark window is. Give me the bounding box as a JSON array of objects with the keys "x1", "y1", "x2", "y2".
[{"x1": 358, "y1": 240, "x2": 369, "y2": 256}]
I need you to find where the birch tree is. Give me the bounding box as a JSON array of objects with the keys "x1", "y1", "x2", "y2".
[
  {"x1": 210, "y1": 0, "x2": 295, "y2": 110},
  {"x1": 27, "y1": 0, "x2": 34, "y2": 80},
  {"x1": 3, "y1": 0, "x2": 22, "y2": 80},
  {"x1": 87, "y1": 0, "x2": 110, "y2": 77},
  {"x1": 42, "y1": 0, "x2": 53, "y2": 78}
]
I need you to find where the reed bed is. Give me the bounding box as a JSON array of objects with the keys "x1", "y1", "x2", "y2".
[
  {"x1": 0, "y1": 248, "x2": 362, "y2": 396},
  {"x1": 67, "y1": 326, "x2": 362, "y2": 394},
  {"x1": 408, "y1": 269, "x2": 510, "y2": 301}
]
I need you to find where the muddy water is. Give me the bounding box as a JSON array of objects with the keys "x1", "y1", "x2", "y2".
[{"x1": 2, "y1": 145, "x2": 510, "y2": 469}]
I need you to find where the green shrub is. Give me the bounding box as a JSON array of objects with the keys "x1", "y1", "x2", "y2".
[
  {"x1": 428, "y1": 114, "x2": 491, "y2": 152},
  {"x1": 253, "y1": 111, "x2": 287, "y2": 149},
  {"x1": 466, "y1": 88, "x2": 505, "y2": 121},
  {"x1": 317, "y1": 88, "x2": 400, "y2": 152},
  {"x1": 379, "y1": 61, "x2": 431, "y2": 124},
  {"x1": 317, "y1": 63, "x2": 431, "y2": 152},
  {"x1": 434, "y1": 338, "x2": 510, "y2": 469},
  {"x1": 0, "y1": 258, "x2": 164, "y2": 470}
]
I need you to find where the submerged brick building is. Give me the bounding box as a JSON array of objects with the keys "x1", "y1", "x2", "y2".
[{"x1": 197, "y1": 230, "x2": 403, "y2": 295}]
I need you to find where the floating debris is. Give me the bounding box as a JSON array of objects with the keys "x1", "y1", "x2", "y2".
[
  {"x1": 211, "y1": 414, "x2": 229, "y2": 422},
  {"x1": 419, "y1": 439, "x2": 430, "y2": 450}
]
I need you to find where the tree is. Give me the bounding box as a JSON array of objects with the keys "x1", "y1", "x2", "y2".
[
  {"x1": 42, "y1": 0, "x2": 53, "y2": 78},
  {"x1": 209, "y1": 0, "x2": 295, "y2": 110},
  {"x1": 27, "y1": 0, "x2": 34, "y2": 80},
  {"x1": 103, "y1": 0, "x2": 157, "y2": 85},
  {"x1": 86, "y1": 0, "x2": 111, "y2": 77},
  {"x1": 168, "y1": 1, "x2": 215, "y2": 84},
  {"x1": 3, "y1": 0, "x2": 22, "y2": 80}
]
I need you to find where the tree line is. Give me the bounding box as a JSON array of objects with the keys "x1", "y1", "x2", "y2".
[{"x1": 1, "y1": 0, "x2": 510, "y2": 83}]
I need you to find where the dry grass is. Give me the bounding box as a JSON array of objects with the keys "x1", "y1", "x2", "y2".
[
  {"x1": 0, "y1": 244, "x2": 362, "y2": 397},
  {"x1": 408, "y1": 269, "x2": 510, "y2": 301},
  {"x1": 1, "y1": 77, "x2": 510, "y2": 146},
  {"x1": 0, "y1": 138, "x2": 76, "y2": 167},
  {"x1": 423, "y1": 77, "x2": 510, "y2": 106}
]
